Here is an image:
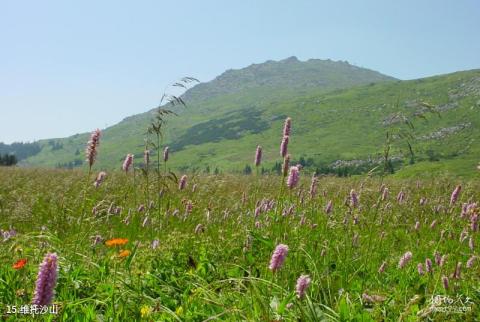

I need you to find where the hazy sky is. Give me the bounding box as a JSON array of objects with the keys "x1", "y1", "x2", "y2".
[{"x1": 1, "y1": 0, "x2": 479, "y2": 143}]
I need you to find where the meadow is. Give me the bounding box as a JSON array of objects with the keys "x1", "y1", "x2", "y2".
[{"x1": 1, "y1": 160, "x2": 479, "y2": 320}]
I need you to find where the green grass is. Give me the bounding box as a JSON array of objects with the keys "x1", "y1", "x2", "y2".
[{"x1": 1, "y1": 166, "x2": 479, "y2": 321}]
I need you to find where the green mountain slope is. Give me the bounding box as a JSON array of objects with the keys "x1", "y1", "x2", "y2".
[{"x1": 19, "y1": 58, "x2": 480, "y2": 177}]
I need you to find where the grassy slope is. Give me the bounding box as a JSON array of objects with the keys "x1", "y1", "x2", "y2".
[{"x1": 23, "y1": 69, "x2": 480, "y2": 177}]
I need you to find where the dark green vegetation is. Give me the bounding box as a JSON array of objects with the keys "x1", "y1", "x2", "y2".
[
  {"x1": 0, "y1": 167, "x2": 479, "y2": 320},
  {"x1": 8, "y1": 57, "x2": 480, "y2": 177},
  {"x1": 0, "y1": 154, "x2": 17, "y2": 166}
]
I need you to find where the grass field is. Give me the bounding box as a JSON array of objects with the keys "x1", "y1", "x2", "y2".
[{"x1": 1, "y1": 164, "x2": 479, "y2": 321}]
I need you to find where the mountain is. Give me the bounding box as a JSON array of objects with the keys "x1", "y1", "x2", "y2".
[
  {"x1": 12, "y1": 58, "x2": 480, "y2": 177},
  {"x1": 182, "y1": 56, "x2": 396, "y2": 102}
]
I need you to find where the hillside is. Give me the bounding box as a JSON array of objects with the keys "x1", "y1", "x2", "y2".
[{"x1": 15, "y1": 58, "x2": 480, "y2": 177}]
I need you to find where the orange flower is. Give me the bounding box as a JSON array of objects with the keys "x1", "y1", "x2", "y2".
[
  {"x1": 13, "y1": 258, "x2": 27, "y2": 270},
  {"x1": 118, "y1": 250, "x2": 131, "y2": 258},
  {"x1": 105, "y1": 238, "x2": 128, "y2": 247}
]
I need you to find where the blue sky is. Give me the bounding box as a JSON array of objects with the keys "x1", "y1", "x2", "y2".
[{"x1": 1, "y1": 0, "x2": 479, "y2": 143}]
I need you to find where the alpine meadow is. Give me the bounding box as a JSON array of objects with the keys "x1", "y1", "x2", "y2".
[{"x1": 2, "y1": 2, "x2": 480, "y2": 321}]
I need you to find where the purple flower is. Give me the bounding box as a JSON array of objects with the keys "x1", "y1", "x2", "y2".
[
  {"x1": 450, "y1": 185, "x2": 461, "y2": 206},
  {"x1": 398, "y1": 251, "x2": 413, "y2": 269},
  {"x1": 93, "y1": 171, "x2": 107, "y2": 188},
  {"x1": 163, "y1": 146, "x2": 169, "y2": 162},
  {"x1": 295, "y1": 274, "x2": 311, "y2": 299},
  {"x1": 434, "y1": 251, "x2": 441, "y2": 266},
  {"x1": 254, "y1": 145, "x2": 262, "y2": 167},
  {"x1": 280, "y1": 135, "x2": 289, "y2": 158},
  {"x1": 269, "y1": 244, "x2": 289, "y2": 271},
  {"x1": 122, "y1": 154, "x2": 134, "y2": 172},
  {"x1": 466, "y1": 256, "x2": 476, "y2": 268},
  {"x1": 283, "y1": 117, "x2": 292, "y2": 137},
  {"x1": 286, "y1": 166, "x2": 300, "y2": 189},
  {"x1": 471, "y1": 214, "x2": 478, "y2": 232},
  {"x1": 350, "y1": 189, "x2": 359, "y2": 208},
  {"x1": 417, "y1": 263, "x2": 424, "y2": 275},
  {"x1": 425, "y1": 258, "x2": 433, "y2": 273},
  {"x1": 442, "y1": 275, "x2": 449, "y2": 290},
  {"x1": 85, "y1": 129, "x2": 101, "y2": 168},
  {"x1": 32, "y1": 253, "x2": 58, "y2": 306},
  {"x1": 179, "y1": 175, "x2": 187, "y2": 190}
]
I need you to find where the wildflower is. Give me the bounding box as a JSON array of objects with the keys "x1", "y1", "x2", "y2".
[
  {"x1": 13, "y1": 258, "x2": 27, "y2": 270},
  {"x1": 397, "y1": 190, "x2": 405, "y2": 204},
  {"x1": 283, "y1": 117, "x2": 292, "y2": 136},
  {"x1": 309, "y1": 174, "x2": 318, "y2": 198},
  {"x1": 434, "y1": 251, "x2": 441, "y2": 265},
  {"x1": 286, "y1": 166, "x2": 300, "y2": 189},
  {"x1": 469, "y1": 237, "x2": 474, "y2": 251},
  {"x1": 163, "y1": 146, "x2": 169, "y2": 162},
  {"x1": 185, "y1": 200, "x2": 193, "y2": 214},
  {"x1": 419, "y1": 197, "x2": 427, "y2": 206},
  {"x1": 32, "y1": 253, "x2": 58, "y2": 306},
  {"x1": 414, "y1": 221, "x2": 420, "y2": 231},
  {"x1": 85, "y1": 129, "x2": 101, "y2": 168},
  {"x1": 471, "y1": 214, "x2": 478, "y2": 232},
  {"x1": 430, "y1": 219, "x2": 437, "y2": 229},
  {"x1": 295, "y1": 275, "x2": 311, "y2": 299},
  {"x1": 105, "y1": 238, "x2": 128, "y2": 247},
  {"x1": 118, "y1": 250, "x2": 131, "y2": 258},
  {"x1": 122, "y1": 154, "x2": 134, "y2": 172},
  {"x1": 381, "y1": 187, "x2": 389, "y2": 201},
  {"x1": 137, "y1": 204, "x2": 145, "y2": 212},
  {"x1": 192, "y1": 184, "x2": 197, "y2": 193},
  {"x1": 254, "y1": 145, "x2": 262, "y2": 166},
  {"x1": 140, "y1": 305, "x2": 153, "y2": 318},
  {"x1": 280, "y1": 135, "x2": 289, "y2": 157},
  {"x1": 425, "y1": 258, "x2": 433, "y2": 273},
  {"x1": 269, "y1": 244, "x2": 289, "y2": 271},
  {"x1": 440, "y1": 255, "x2": 447, "y2": 267},
  {"x1": 466, "y1": 256, "x2": 476, "y2": 268},
  {"x1": 93, "y1": 171, "x2": 107, "y2": 188},
  {"x1": 398, "y1": 251, "x2": 413, "y2": 269},
  {"x1": 91, "y1": 234, "x2": 103, "y2": 246},
  {"x1": 442, "y1": 275, "x2": 449, "y2": 290},
  {"x1": 450, "y1": 185, "x2": 461, "y2": 206},
  {"x1": 417, "y1": 263, "x2": 424, "y2": 275},
  {"x1": 151, "y1": 239, "x2": 159, "y2": 249},
  {"x1": 378, "y1": 261, "x2": 387, "y2": 274},
  {"x1": 179, "y1": 175, "x2": 187, "y2": 190},
  {"x1": 325, "y1": 200, "x2": 333, "y2": 214},
  {"x1": 350, "y1": 189, "x2": 359, "y2": 208},
  {"x1": 452, "y1": 262, "x2": 462, "y2": 279}
]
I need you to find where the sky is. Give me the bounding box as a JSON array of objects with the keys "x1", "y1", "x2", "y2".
[{"x1": 1, "y1": 0, "x2": 479, "y2": 143}]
